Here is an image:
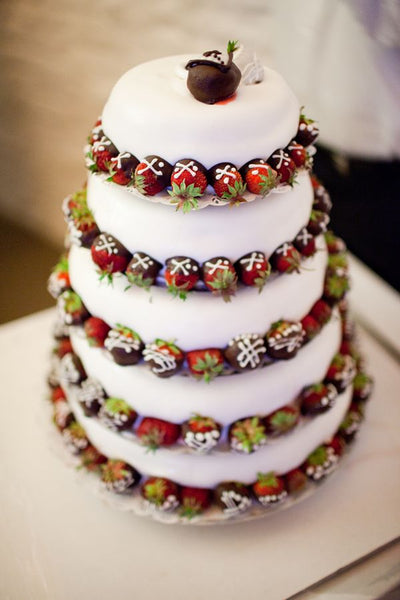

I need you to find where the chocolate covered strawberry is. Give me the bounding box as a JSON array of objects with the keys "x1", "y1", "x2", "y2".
[
  {"x1": 307, "y1": 209, "x2": 330, "y2": 236},
  {"x1": 302, "y1": 443, "x2": 340, "y2": 481},
  {"x1": 202, "y1": 256, "x2": 237, "y2": 301},
  {"x1": 293, "y1": 227, "x2": 316, "y2": 257},
  {"x1": 265, "y1": 405, "x2": 299, "y2": 436},
  {"x1": 165, "y1": 256, "x2": 200, "y2": 299},
  {"x1": 135, "y1": 155, "x2": 172, "y2": 195},
  {"x1": 241, "y1": 159, "x2": 278, "y2": 196},
  {"x1": 87, "y1": 117, "x2": 103, "y2": 145},
  {"x1": 300, "y1": 314, "x2": 321, "y2": 342},
  {"x1": 339, "y1": 403, "x2": 364, "y2": 442},
  {"x1": 169, "y1": 159, "x2": 208, "y2": 212},
  {"x1": 78, "y1": 377, "x2": 106, "y2": 416},
  {"x1": 270, "y1": 242, "x2": 301, "y2": 274},
  {"x1": 300, "y1": 382, "x2": 338, "y2": 415},
  {"x1": 310, "y1": 299, "x2": 332, "y2": 325},
  {"x1": 215, "y1": 481, "x2": 252, "y2": 517},
  {"x1": 311, "y1": 175, "x2": 332, "y2": 213},
  {"x1": 252, "y1": 472, "x2": 287, "y2": 506},
  {"x1": 224, "y1": 333, "x2": 266, "y2": 371},
  {"x1": 101, "y1": 459, "x2": 140, "y2": 493},
  {"x1": 136, "y1": 417, "x2": 180, "y2": 450},
  {"x1": 236, "y1": 251, "x2": 271, "y2": 291},
  {"x1": 229, "y1": 416, "x2": 267, "y2": 453},
  {"x1": 91, "y1": 136, "x2": 118, "y2": 172},
  {"x1": 284, "y1": 468, "x2": 308, "y2": 494},
  {"x1": 104, "y1": 324, "x2": 144, "y2": 366},
  {"x1": 268, "y1": 149, "x2": 296, "y2": 185},
  {"x1": 325, "y1": 353, "x2": 356, "y2": 392},
  {"x1": 57, "y1": 290, "x2": 89, "y2": 325},
  {"x1": 126, "y1": 252, "x2": 162, "y2": 290},
  {"x1": 186, "y1": 348, "x2": 224, "y2": 382},
  {"x1": 325, "y1": 231, "x2": 347, "y2": 254},
  {"x1": 352, "y1": 372, "x2": 373, "y2": 401},
  {"x1": 108, "y1": 151, "x2": 139, "y2": 185},
  {"x1": 80, "y1": 445, "x2": 107, "y2": 473},
  {"x1": 209, "y1": 162, "x2": 246, "y2": 202},
  {"x1": 324, "y1": 273, "x2": 350, "y2": 304},
  {"x1": 59, "y1": 352, "x2": 86, "y2": 385},
  {"x1": 99, "y1": 397, "x2": 137, "y2": 432},
  {"x1": 141, "y1": 477, "x2": 180, "y2": 511},
  {"x1": 181, "y1": 414, "x2": 221, "y2": 453},
  {"x1": 84, "y1": 317, "x2": 111, "y2": 347},
  {"x1": 286, "y1": 140, "x2": 308, "y2": 168},
  {"x1": 91, "y1": 233, "x2": 132, "y2": 281},
  {"x1": 265, "y1": 320, "x2": 304, "y2": 360},
  {"x1": 327, "y1": 252, "x2": 349, "y2": 277},
  {"x1": 48, "y1": 255, "x2": 71, "y2": 299},
  {"x1": 295, "y1": 112, "x2": 319, "y2": 147},
  {"x1": 62, "y1": 421, "x2": 89, "y2": 454},
  {"x1": 180, "y1": 486, "x2": 212, "y2": 518},
  {"x1": 63, "y1": 188, "x2": 100, "y2": 248},
  {"x1": 54, "y1": 336, "x2": 73, "y2": 359},
  {"x1": 143, "y1": 339, "x2": 185, "y2": 378}
]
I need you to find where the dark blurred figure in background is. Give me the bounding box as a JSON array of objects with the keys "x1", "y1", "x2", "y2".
[{"x1": 265, "y1": 0, "x2": 400, "y2": 291}]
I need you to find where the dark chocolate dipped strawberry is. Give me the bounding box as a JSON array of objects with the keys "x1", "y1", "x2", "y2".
[
  {"x1": 202, "y1": 256, "x2": 237, "y2": 301},
  {"x1": 63, "y1": 188, "x2": 100, "y2": 248},
  {"x1": 214, "y1": 481, "x2": 252, "y2": 517},
  {"x1": 339, "y1": 403, "x2": 364, "y2": 442},
  {"x1": 300, "y1": 314, "x2": 321, "y2": 343},
  {"x1": 265, "y1": 320, "x2": 304, "y2": 360},
  {"x1": 300, "y1": 382, "x2": 338, "y2": 415},
  {"x1": 252, "y1": 472, "x2": 287, "y2": 506},
  {"x1": 78, "y1": 377, "x2": 106, "y2": 417},
  {"x1": 84, "y1": 317, "x2": 111, "y2": 348},
  {"x1": 284, "y1": 468, "x2": 308, "y2": 494},
  {"x1": 57, "y1": 290, "x2": 89, "y2": 326},
  {"x1": 169, "y1": 159, "x2": 208, "y2": 212},
  {"x1": 293, "y1": 227, "x2": 317, "y2": 257},
  {"x1": 180, "y1": 486, "x2": 212, "y2": 518},
  {"x1": 311, "y1": 175, "x2": 332, "y2": 213},
  {"x1": 101, "y1": 459, "x2": 140, "y2": 493},
  {"x1": 303, "y1": 443, "x2": 340, "y2": 481},
  {"x1": 327, "y1": 252, "x2": 349, "y2": 278},
  {"x1": 241, "y1": 159, "x2": 278, "y2": 196},
  {"x1": 126, "y1": 252, "x2": 162, "y2": 290},
  {"x1": 165, "y1": 256, "x2": 200, "y2": 299},
  {"x1": 235, "y1": 251, "x2": 271, "y2": 291},
  {"x1": 135, "y1": 155, "x2": 172, "y2": 196},
  {"x1": 270, "y1": 242, "x2": 301, "y2": 274},
  {"x1": 265, "y1": 405, "x2": 300, "y2": 436},
  {"x1": 104, "y1": 324, "x2": 144, "y2": 366},
  {"x1": 352, "y1": 372, "x2": 373, "y2": 401},
  {"x1": 181, "y1": 414, "x2": 221, "y2": 453},
  {"x1": 48, "y1": 255, "x2": 71, "y2": 299},
  {"x1": 108, "y1": 151, "x2": 139, "y2": 185},
  {"x1": 136, "y1": 417, "x2": 180, "y2": 451},
  {"x1": 208, "y1": 162, "x2": 246, "y2": 203},
  {"x1": 307, "y1": 209, "x2": 330, "y2": 236},
  {"x1": 309, "y1": 299, "x2": 332, "y2": 326},
  {"x1": 59, "y1": 352, "x2": 86, "y2": 385},
  {"x1": 53, "y1": 399, "x2": 74, "y2": 431},
  {"x1": 90, "y1": 135, "x2": 119, "y2": 172},
  {"x1": 62, "y1": 420, "x2": 90, "y2": 454},
  {"x1": 268, "y1": 149, "x2": 296, "y2": 185},
  {"x1": 324, "y1": 273, "x2": 350, "y2": 304},
  {"x1": 91, "y1": 233, "x2": 132, "y2": 282},
  {"x1": 87, "y1": 117, "x2": 103, "y2": 145},
  {"x1": 185, "y1": 40, "x2": 241, "y2": 105},
  {"x1": 229, "y1": 416, "x2": 267, "y2": 453},
  {"x1": 224, "y1": 333, "x2": 266, "y2": 371},
  {"x1": 325, "y1": 231, "x2": 347, "y2": 254},
  {"x1": 143, "y1": 339, "x2": 185, "y2": 378},
  {"x1": 141, "y1": 477, "x2": 180, "y2": 511},
  {"x1": 186, "y1": 348, "x2": 224, "y2": 382},
  {"x1": 295, "y1": 111, "x2": 319, "y2": 147},
  {"x1": 285, "y1": 140, "x2": 308, "y2": 168},
  {"x1": 325, "y1": 353, "x2": 356, "y2": 392},
  {"x1": 99, "y1": 397, "x2": 137, "y2": 432},
  {"x1": 80, "y1": 445, "x2": 107, "y2": 473}
]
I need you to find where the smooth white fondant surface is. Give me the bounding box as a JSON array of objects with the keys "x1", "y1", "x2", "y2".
[
  {"x1": 68, "y1": 238, "x2": 327, "y2": 349},
  {"x1": 68, "y1": 384, "x2": 352, "y2": 488},
  {"x1": 101, "y1": 55, "x2": 300, "y2": 168},
  {"x1": 69, "y1": 310, "x2": 341, "y2": 425},
  {"x1": 87, "y1": 170, "x2": 313, "y2": 262}
]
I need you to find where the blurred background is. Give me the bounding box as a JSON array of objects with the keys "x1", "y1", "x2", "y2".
[{"x1": 0, "y1": 0, "x2": 399, "y2": 323}]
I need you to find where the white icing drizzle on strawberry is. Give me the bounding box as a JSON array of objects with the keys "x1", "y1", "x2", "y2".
[
  {"x1": 184, "y1": 429, "x2": 220, "y2": 453},
  {"x1": 215, "y1": 165, "x2": 237, "y2": 185},
  {"x1": 168, "y1": 257, "x2": 198, "y2": 275},
  {"x1": 143, "y1": 345, "x2": 177, "y2": 374},
  {"x1": 268, "y1": 323, "x2": 304, "y2": 353},
  {"x1": 137, "y1": 157, "x2": 165, "y2": 177},
  {"x1": 232, "y1": 334, "x2": 266, "y2": 369},
  {"x1": 59, "y1": 353, "x2": 81, "y2": 383},
  {"x1": 95, "y1": 234, "x2": 119, "y2": 256},
  {"x1": 276, "y1": 242, "x2": 292, "y2": 256},
  {"x1": 296, "y1": 228, "x2": 313, "y2": 246},
  {"x1": 248, "y1": 161, "x2": 269, "y2": 176},
  {"x1": 172, "y1": 160, "x2": 198, "y2": 179},
  {"x1": 54, "y1": 401, "x2": 71, "y2": 429},
  {"x1": 271, "y1": 150, "x2": 290, "y2": 169},
  {"x1": 93, "y1": 136, "x2": 113, "y2": 153},
  {"x1": 239, "y1": 252, "x2": 264, "y2": 272},
  {"x1": 220, "y1": 490, "x2": 251, "y2": 516},
  {"x1": 78, "y1": 378, "x2": 105, "y2": 405},
  {"x1": 114, "y1": 152, "x2": 132, "y2": 169},
  {"x1": 130, "y1": 253, "x2": 154, "y2": 271},
  {"x1": 204, "y1": 258, "x2": 230, "y2": 275},
  {"x1": 257, "y1": 489, "x2": 287, "y2": 506},
  {"x1": 105, "y1": 330, "x2": 141, "y2": 353}
]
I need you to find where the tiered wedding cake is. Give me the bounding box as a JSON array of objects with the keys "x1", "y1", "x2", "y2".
[{"x1": 48, "y1": 43, "x2": 372, "y2": 522}]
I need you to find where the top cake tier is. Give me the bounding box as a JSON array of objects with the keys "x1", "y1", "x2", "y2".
[{"x1": 101, "y1": 55, "x2": 300, "y2": 168}]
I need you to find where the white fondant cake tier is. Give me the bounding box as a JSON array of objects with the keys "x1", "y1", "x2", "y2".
[
  {"x1": 101, "y1": 55, "x2": 300, "y2": 169},
  {"x1": 67, "y1": 383, "x2": 352, "y2": 488},
  {"x1": 69, "y1": 310, "x2": 341, "y2": 425},
  {"x1": 68, "y1": 237, "x2": 327, "y2": 349},
  {"x1": 87, "y1": 170, "x2": 313, "y2": 262}
]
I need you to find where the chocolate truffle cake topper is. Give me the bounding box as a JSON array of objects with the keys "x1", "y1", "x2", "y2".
[{"x1": 185, "y1": 40, "x2": 241, "y2": 104}]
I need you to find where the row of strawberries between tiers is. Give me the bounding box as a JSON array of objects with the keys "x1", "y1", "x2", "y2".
[
  {"x1": 47, "y1": 361, "x2": 371, "y2": 519},
  {"x1": 84, "y1": 111, "x2": 319, "y2": 211},
  {"x1": 59, "y1": 179, "x2": 333, "y2": 299}
]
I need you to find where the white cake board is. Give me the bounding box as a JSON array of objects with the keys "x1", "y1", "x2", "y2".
[{"x1": 0, "y1": 308, "x2": 399, "y2": 600}]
